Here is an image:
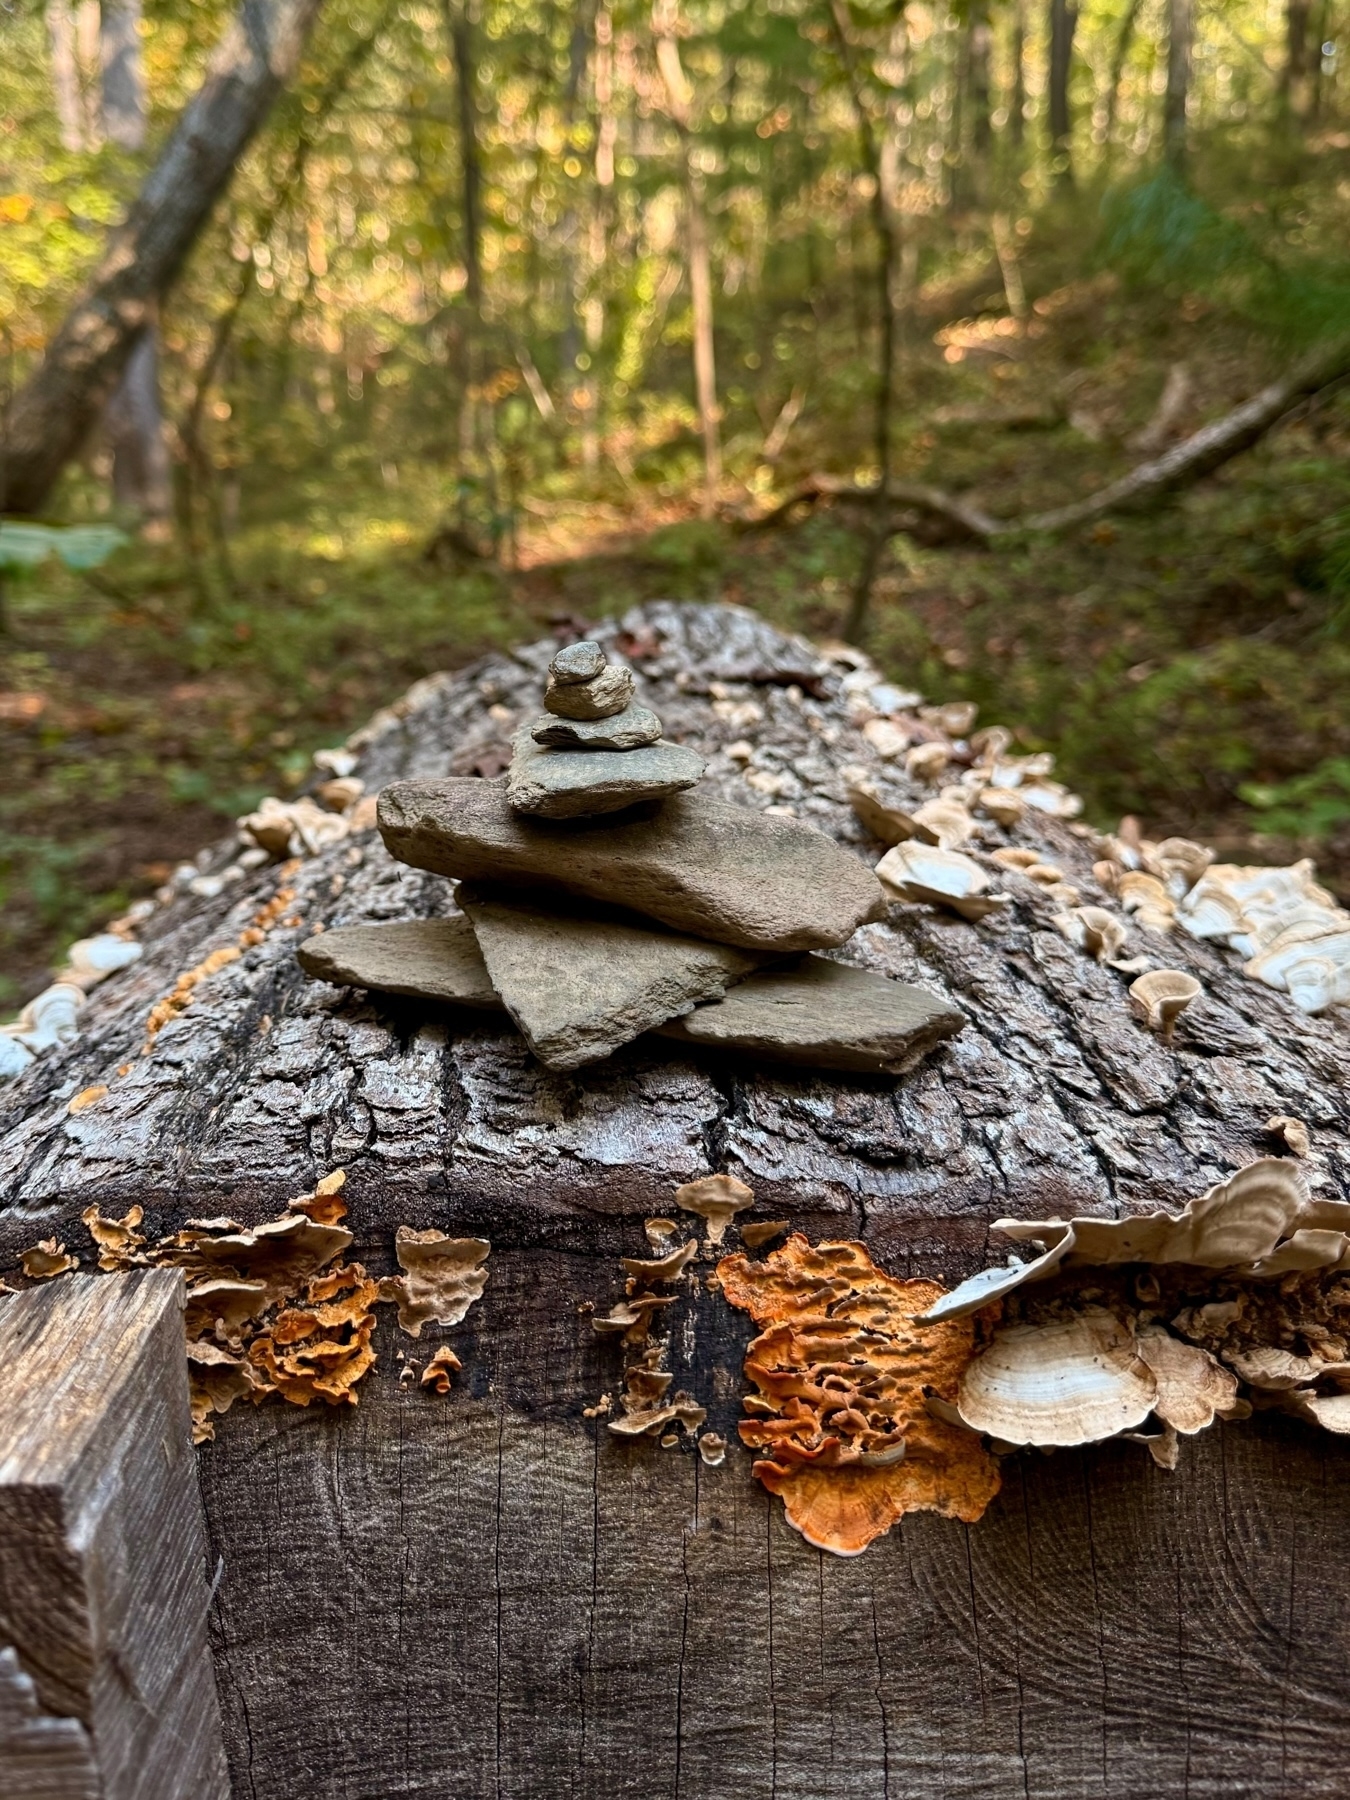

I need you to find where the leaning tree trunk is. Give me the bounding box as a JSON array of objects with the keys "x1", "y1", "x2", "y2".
[
  {"x1": 3, "y1": 601, "x2": 1350, "y2": 1797},
  {"x1": 0, "y1": 0, "x2": 324, "y2": 517}
]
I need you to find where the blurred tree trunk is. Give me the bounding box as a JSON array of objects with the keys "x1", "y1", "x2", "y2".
[
  {"x1": 1010, "y1": 0, "x2": 1026, "y2": 148},
  {"x1": 1104, "y1": 0, "x2": 1141, "y2": 151},
  {"x1": 101, "y1": 0, "x2": 171, "y2": 528},
  {"x1": 1282, "y1": 0, "x2": 1312, "y2": 122},
  {"x1": 580, "y1": 4, "x2": 616, "y2": 472},
  {"x1": 968, "y1": 0, "x2": 992, "y2": 170},
  {"x1": 45, "y1": 0, "x2": 85, "y2": 151},
  {"x1": 0, "y1": 0, "x2": 325, "y2": 518},
  {"x1": 443, "y1": 0, "x2": 483, "y2": 474},
  {"x1": 827, "y1": 0, "x2": 898, "y2": 642},
  {"x1": 1047, "y1": 0, "x2": 1077, "y2": 186},
  {"x1": 653, "y1": 0, "x2": 721, "y2": 514},
  {"x1": 1163, "y1": 0, "x2": 1192, "y2": 171}
]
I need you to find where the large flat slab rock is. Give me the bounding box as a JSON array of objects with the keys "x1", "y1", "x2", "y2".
[
  {"x1": 507, "y1": 731, "x2": 705, "y2": 819},
  {"x1": 378, "y1": 778, "x2": 889, "y2": 952},
  {"x1": 656, "y1": 955, "x2": 966, "y2": 1074},
  {"x1": 296, "y1": 917, "x2": 500, "y2": 1008},
  {"x1": 456, "y1": 888, "x2": 770, "y2": 1069}
]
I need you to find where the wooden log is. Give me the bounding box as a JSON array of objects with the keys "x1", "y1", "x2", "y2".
[
  {"x1": 0, "y1": 1270, "x2": 229, "y2": 1800},
  {"x1": 1, "y1": 600, "x2": 1349, "y2": 1798}
]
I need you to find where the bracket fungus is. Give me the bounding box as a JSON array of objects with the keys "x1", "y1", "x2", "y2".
[
  {"x1": 875, "y1": 844, "x2": 1010, "y2": 922},
  {"x1": 840, "y1": 767, "x2": 937, "y2": 848},
  {"x1": 956, "y1": 1308, "x2": 1157, "y2": 1448},
  {"x1": 718, "y1": 1235, "x2": 1001, "y2": 1556},
  {"x1": 379, "y1": 1229, "x2": 491, "y2": 1337},
  {"x1": 1128, "y1": 969, "x2": 1201, "y2": 1041},
  {"x1": 917, "y1": 1156, "x2": 1350, "y2": 1467},
  {"x1": 420, "y1": 1346, "x2": 462, "y2": 1394},
  {"x1": 675, "y1": 1174, "x2": 756, "y2": 1245},
  {"x1": 1052, "y1": 905, "x2": 1128, "y2": 963}
]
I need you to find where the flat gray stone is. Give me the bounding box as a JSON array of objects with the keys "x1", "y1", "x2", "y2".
[
  {"x1": 378, "y1": 778, "x2": 890, "y2": 952},
  {"x1": 296, "y1": 917, "x2": 499, "y2": 1008},
  {"x1": 544, "y1": 665, "x2": 634, "y2": 719},
  {"x1": 549, "y1": 640, "x2": 607, "y2": 685},
  {"x1": 457, "y1": 888, "x2": 770, "y2": 1069},
  {"x1": 507, "y1": 731, "x2": 705, "y2": 819},
  {"x1": 530, "y1": 703, "x2": 663, "y2": 751},
  {"x1": 656, "y1": 955, "x2": 966, "y2": 1074}
]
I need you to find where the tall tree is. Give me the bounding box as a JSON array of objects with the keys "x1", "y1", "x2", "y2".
[
  {"x1": 45, "y1": 0, "x2": 85, "y2": 151},
  {"x1": 1163, "y1": 0, "x2": 1192, "y2": 171},
  {"x1": 828, "y1": 0, "x2": 900, "y2": 642},
  {"x1": 100, "y1": 0, "x2": 172, "y2": 526},
  {"x1": 653, "y1": 0, "x2": 721, "y2": 513},
  {"x1": 1282, "y1": 0, "x2": 1313, "y2": 121},
  {"x1": 1047, "y1": 0, "x2": 1077, "y2": 186},
  {"x1": 1104, "y1": 0, "x2": 1141, "y2": 152},
  {"x1": 1010, "y1": 0, "x2": 1026, "y2": 148},
  {"x1": 0, "y1": 0, "x2": 326, "y2": 517}
]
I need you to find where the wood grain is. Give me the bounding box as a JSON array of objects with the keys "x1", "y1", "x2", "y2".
[{"x1": 0, "y1": 1270, "x2": 229, "y2": 1800}]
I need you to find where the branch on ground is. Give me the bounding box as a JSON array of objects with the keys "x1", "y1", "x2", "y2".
[{"x1": 738, "y1": 332, "x2": 1350, "y2": 546}]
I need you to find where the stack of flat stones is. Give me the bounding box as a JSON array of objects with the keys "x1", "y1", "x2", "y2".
[{"x1": 299, "y1": 642, "x2": 967, "y2": 1075}]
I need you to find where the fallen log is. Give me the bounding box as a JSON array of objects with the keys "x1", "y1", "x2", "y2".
[
  {"x1": 745, "y1": 330, "x2": 1350, "y2": 544},
  {"x1": 2, "y1": 600, "x2": 1349, "y2": 1798}
]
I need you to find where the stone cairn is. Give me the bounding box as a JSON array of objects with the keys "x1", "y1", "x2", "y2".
[{"x1": 299, "y1": 641, "x2": 967, "y2": 1074}]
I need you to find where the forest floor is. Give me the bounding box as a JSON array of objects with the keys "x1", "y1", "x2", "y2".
[{"x1": 5, "y1": 247, "x2": 1350, "y2": 1007}]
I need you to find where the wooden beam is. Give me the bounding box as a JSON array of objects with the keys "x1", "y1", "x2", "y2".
[{"x1": 0, "y1": 1270, "x2": 229, "y2": 1800}]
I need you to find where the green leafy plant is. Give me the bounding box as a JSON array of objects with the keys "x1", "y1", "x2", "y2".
[{"x1": 1240, "y1": 759, "x2": 1350, "y2": 841}]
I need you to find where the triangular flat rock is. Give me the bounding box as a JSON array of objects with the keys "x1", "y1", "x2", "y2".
[
  {"x1": 296, "y1": 917, "x2": 500, "y2": 1009},
  {"x1": 656, "y1": 955, "x2": 965, "y2": 1074},
  {"x1": 456, "y1": 887, "x2": 770, "y2": 1070},
  {"x1": 378, "y1": 778, "x2": 888, "y2": 952}
]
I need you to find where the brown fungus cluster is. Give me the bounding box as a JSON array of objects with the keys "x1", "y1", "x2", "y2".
[
  {"x1": 11, "y1": 1170, "x2": 490, "y2": 1441},
  {"x1": 718, "y1": 1235, "x2": 1002, "y2": 1556}
]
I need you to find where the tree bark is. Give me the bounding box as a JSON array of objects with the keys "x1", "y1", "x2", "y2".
[
  {"x1": 0, "y1": 0, "x2": 325, "y2": 518},
  {"x1": 2, "y1": 600, "x2": 1350, "y2": 1798},
  {"x1": 1162, "y1": 0, "x2": 1192, "y2": 172},
  {"x1": 1047, "y1": 0, "x2": 1078, "y2": 186}
]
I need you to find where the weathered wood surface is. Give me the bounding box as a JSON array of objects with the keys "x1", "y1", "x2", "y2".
[
  {"x1": 2, "y1": 600, "x2": 1350, "y2": 1799},
  {"x1": 0, "y1": 1270, "x2": 229, "y2": 1799}
]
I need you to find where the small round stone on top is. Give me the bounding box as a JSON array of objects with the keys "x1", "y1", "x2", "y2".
[{"x1": 549, "y1": 640, "x2": 607, "y2": 686}]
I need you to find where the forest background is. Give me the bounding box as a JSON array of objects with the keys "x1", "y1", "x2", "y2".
[{"x1": 1, "y1": 0, "x2": 1349, "y2": 1005}]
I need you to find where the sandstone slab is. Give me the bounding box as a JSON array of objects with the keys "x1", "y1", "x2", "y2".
[
  {"x1": 507, "y1": 732, "x2": 705, "y2": 819},
  {"x1": 656, "y1": 954, "x2": 966, "y2": 1074},
  {"x1": 457, "y1": 888, "x2": 770, "y2": 1069},
  {"x1": 544, "y1": 665, "x2": 634, "y2": 719},
  {"x1": 378, "y1": 778, "x2": 890, "y2": 951},
  {"x1": 530, "y1": 703, "x2": 663, "y2": 751},
  {"x1": 296, "y1": 917, "x2": 499, "y2": 1008}
]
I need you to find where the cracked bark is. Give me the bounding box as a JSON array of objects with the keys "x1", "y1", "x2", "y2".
[{"x1": 3, "y1": 601, "x2": 1350, "y2": 1798}]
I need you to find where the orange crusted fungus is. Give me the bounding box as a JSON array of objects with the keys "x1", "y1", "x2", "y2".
[
  {"x1": 249, "y1": 1264, "x2": 380, "y2": 1406},
  {"x1": 718, "y1": 1234, "x2": 1001, "y2": 1556}
]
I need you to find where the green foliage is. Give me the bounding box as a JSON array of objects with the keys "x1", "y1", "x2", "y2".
[
  {"x1": 1098, "y1": 170, "x2": 1350, "y2": 348},
  {"x1": 1240, "y1": 761, "x2": 1350, "y2": 841}
]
